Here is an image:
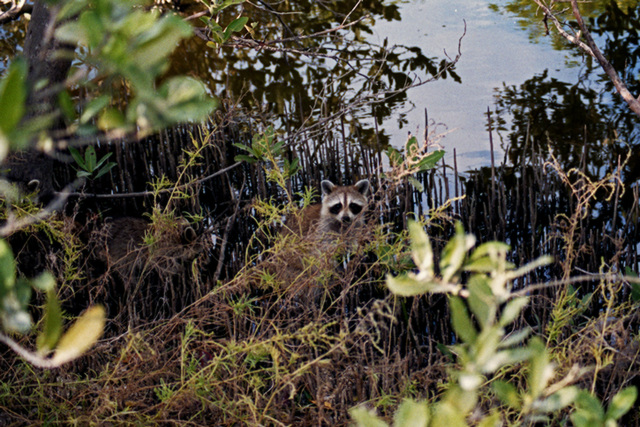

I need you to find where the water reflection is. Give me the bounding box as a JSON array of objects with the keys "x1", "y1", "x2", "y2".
[
  {"x1": 490, "y1": 2, "x2": 640, "y2": 200},
  {"x1": 493, "y1": 69, "x2": 618, "y2": 173},
  {"x1": 168, "y1": 0, "x2": 460, "y2": 151}
]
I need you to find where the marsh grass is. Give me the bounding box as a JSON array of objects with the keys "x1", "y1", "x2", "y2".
[{"x1": 0, "y1": 112, "x2": 638, "y2": 425}]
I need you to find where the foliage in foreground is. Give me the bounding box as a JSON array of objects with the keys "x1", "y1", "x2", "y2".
[
  {"x1": 0, "y1": 0, "x2": 219, "y2": 366},
  {"x1": 352, "y1": 221, "x2": 638, "y2": 426}
]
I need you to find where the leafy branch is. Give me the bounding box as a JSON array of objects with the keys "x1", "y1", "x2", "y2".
[{"x1": 352, "y1": 221, "x2": 637, "y2": 426}]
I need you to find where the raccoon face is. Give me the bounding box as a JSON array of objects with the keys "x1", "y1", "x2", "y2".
[{"x1": 319, "y1": 179, "x2": 371, "y2": 232}]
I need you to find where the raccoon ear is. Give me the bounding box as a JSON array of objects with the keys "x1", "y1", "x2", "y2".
[
  {"x1": 321, "y1": 180, "x2": 335, "y2": 195},
  {"x1": 354, "y1": 179, "x2": 370, "y2": 196}
]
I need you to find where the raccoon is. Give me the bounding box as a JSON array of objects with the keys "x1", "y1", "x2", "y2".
[
  {"x1": 285, "y1": 179, "x2": 371, "y2": 242},
  {"x1": 245, "y1": 180, "x2": 371, "y2": 301}
]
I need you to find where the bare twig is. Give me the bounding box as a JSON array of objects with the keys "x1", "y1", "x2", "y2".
[
  {"x1": 511, "y1": 272, "x2": 640, "y2": 298},
  {"x1": 60, "y1": 161, "x2": 242, "y2": 199},
  {"x1": 533, "y1": 0, "x2": 640, "y2": 117},
  {"x1": 0, "y1": 332, "x2": 60, "y2": 369},
  {"x1": 567, "y1": 0, "x2": 640, "y2": 116},
  {"x1": 532, "y1": 0, "x2": 595, "y2": 56},
  {"x1": 0, "y1": 0, "x2": 31, "y2": 24}
]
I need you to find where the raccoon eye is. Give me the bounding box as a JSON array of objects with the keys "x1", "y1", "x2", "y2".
[
  {"x1": 349, "y1": 203, "x2": 363, "y2": 215},
  {"x1": 329, "y1": 203, "x2": 343, "y2": 215}
]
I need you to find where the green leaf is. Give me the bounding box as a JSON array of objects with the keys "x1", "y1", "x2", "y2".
[
  {"x1": 630, "y1": 281, "x2": 640, "y2": 302},
  {"x1": 431, "y1": 400, "x2": 468, "y2": 427},
  {"x1": 94, "y1": 162, "x2": 117, "y2": 179},
  {"x1": 606, "y1": 386, "x2": 637, "y2": 420},
  {"x1": 464, "y1": 256, "x2": 499, "y2": 273},
  {"x1": 57, "y1": 0, "x2": 91, "y2": 21},
  {"x1": 510, "y1": 255, "x2": 553, "y2": 278},
  {"x1": 408, "y1": 221, "x2": 433, "y2": 275},
  {"x1": 405, "y1": 136, "x2": 419, "y2": 160},
  {"x1": 449, "y1": 296, "x2": 477, "y2": 344},
  {"x1": 224, "y1": 16, "x2": 248, "y2": 40},
  {"x1": 80, "y1": 95, "x2": 110, "y2": 124},
  {"x1": 55, "y1": 21, "x2": 89, "y2": 45},
  {"x1": 0, "y1": 58, "x2": 27, "y2": 135},
  {"x1": 386, "y1": 273, "x2": 432, "y2": 296},
  {"x1": 499, "y1": 296, "x2": 529, "y2": 327},
  {"x1": 0, "y1": 132, "x2": 8, "y2": 164},
  {"x1": 0, "y1": 239, "x2": 16, "y2": 297},
  {"x1": 499, "y1": 327, "x2": 531, "y2": 348},
  {"x1": 69, "y1": 147, "x2": 86, "y2": 169},
  {"x1": 570, "y1": 411, "x2": 601, "y2": 427},
  {"x1": 484, "y1": 347, "x2": 534, "y2": 374},
  {"x1": 93, "y1": 152, "x2": 113, "y2": 170},
  {"x1": 437, "y1": 342, "x2": 455, "y2": 361},
  {"x1": 386, "y1": 146, "x2": 403, "y2": 168},
  {"x1": 37, "y1": 289, "x2": 62, "y2": 354},
  {"x1": 349, "y1": 406, "x2": 388, "y2": 427},
  {"x1": 574, "y1": 390, "x2": 605, "y2": 421},
  {"x1": 467, "y1": 275, "x2": 493, "y2": 328},
  {"x1": 98, "y1": 108, "x2": 127, "y2": 131},
  {"x1": 233, "y1": 142, "x2": 254, "y2": 154},
  {"x1": 51, "y1": 305, "x2": 105, "y2": 365},
  {"x1": 417, "y1": 150, "x2": 445, "y2": 171},
  {"x1": 624, "y1": 266, "x2": 640, "y2": 300},
  {"x1": 528, "y1": 337, "x2": 553, "y2": 399},
  {"x1": 477, "y1": 412, "x2": 501, "y2": 427},
  {"x1": 31, "y1": 272, "x2": 56, "y2": 292},
  {"x1": 79, "y1": 10, "x2": 104, "y2": 48},
  {"x1": 408, "y1": 176, "x2": 424, "y2": 192},
  {"x1": 234, "y1": 154, "x2": 257, "y2": 164},
  {"x1": 440, "y1": 222, "x2": 475, "y2": 283},
  {"x1": 58, "y1": 90, "x2": 76, "y2": 121},
  {"x1": 84, "y1": 146, "x2": 97, "y2": 172},
  {"x1": 470, "y1": 241, "x2": 510, "y2": 261},
  {"x1": 492, "y1": 380, "x2": 521, "y2": 409},
  {"x1": 393, "y1": 399, "x2": 429, "y2": 427},
  {"x1": 155, "y1": 76, "x2": 218, "y2": 124},
  {"x1": 132, "y1": 14, "x2": 193, "y2": 71},
  {"x1": 534, "y1": 386, "x2": 578, "y2": 413},
  {"x1": 211, "y1": 0, "x2": 246, "y2": 14}
]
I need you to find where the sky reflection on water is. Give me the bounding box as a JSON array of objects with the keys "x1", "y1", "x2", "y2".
[{"x1": 372, "y1": 0, "x2": 586, "y2": 173}]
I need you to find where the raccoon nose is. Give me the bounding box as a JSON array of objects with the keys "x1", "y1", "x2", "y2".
[{"x1": 341, "y1": 216, "x2": 351, "y2": 224}]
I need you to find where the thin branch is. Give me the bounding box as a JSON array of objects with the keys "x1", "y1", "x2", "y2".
[
  {"x1": 511, "y1": 272, "x2": 640, "y2": 298},
  {"x1": 532, "y1": 0, "x2": 596, "y2": 56},
  {"x1": 568, "y1": 0, "x2": 640, "y2": 116},
  {"x1": 60, "y1": 161, "x2": 242, "y2": 199},
  {"x1": 0, "y1": 332, "x2": 59, "y2": 369},
  {"x1": 533, "y1": 0, "x2": 640, "y2": 117},
  {"x1": 0, "y1": 0, "x2": 31, "y2": 24}
]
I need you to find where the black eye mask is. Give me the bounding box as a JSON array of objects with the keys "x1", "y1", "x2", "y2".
[
  {"x1": 328, "y1": 203, "x2": 343, "y2": 215},
  {"x1": 349, "y1": 203, "x2": 362, "y2": 215}
]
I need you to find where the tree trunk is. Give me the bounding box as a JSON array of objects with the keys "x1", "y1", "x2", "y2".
[{"x1": 4, "y1": 1, "x2": 75, "y2": 200}]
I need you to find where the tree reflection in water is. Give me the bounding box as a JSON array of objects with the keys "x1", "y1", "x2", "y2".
[{"x1": 167, "y1": 0, "x2": 461, "y2": 150}]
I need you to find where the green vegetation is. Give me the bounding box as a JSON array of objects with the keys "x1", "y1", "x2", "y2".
[
  {"x1": 0, "y1": 0, "x2": 637, "y2": 425},
  {"x1": 352, "y1": 221, "x2": 638, "y2": 426}
]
